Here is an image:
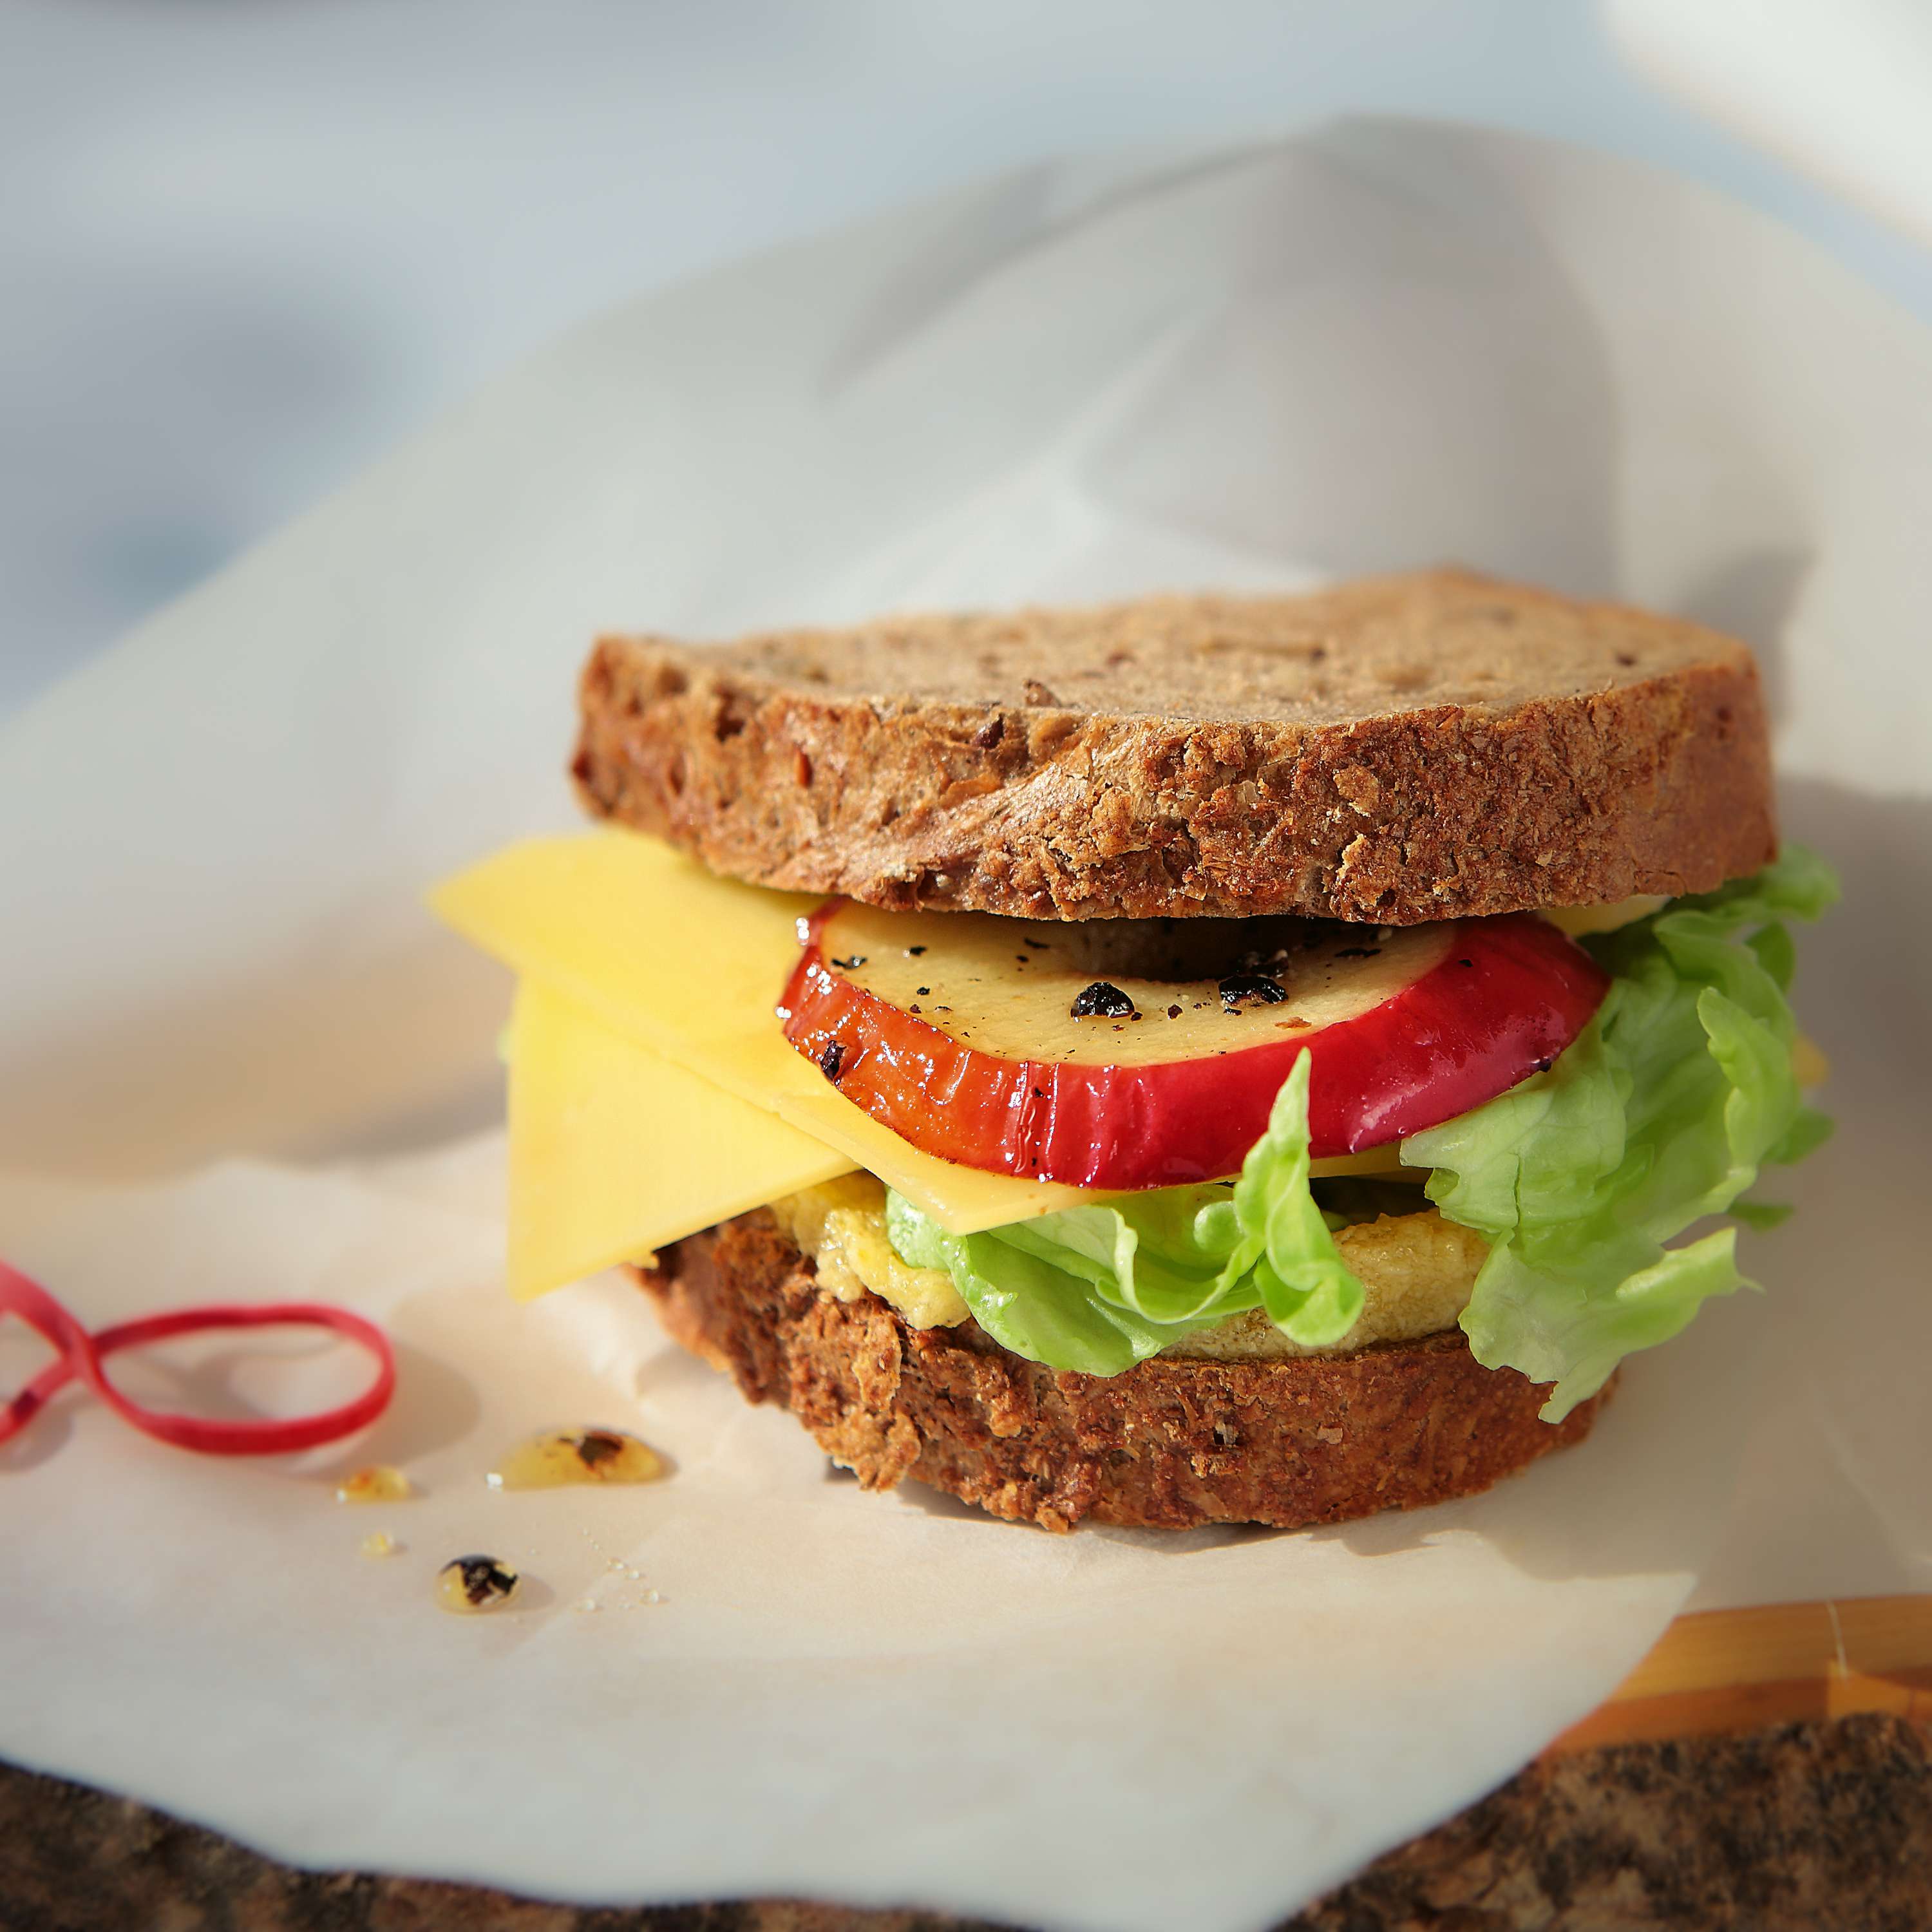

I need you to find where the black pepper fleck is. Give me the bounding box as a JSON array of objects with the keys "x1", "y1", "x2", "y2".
[
  {"x1": 907, "y1": 945, "x2": 927, "y2": 956},
  {"x1": 1070, "y1": 981, "x2": 1137, "y2": 1021},
  {"x1": 1334, "y1": 947, "x2": 1380, "y2": 961},
  {"x1": 830, "y1": 955, "x2": 867, "y2": 971},
  {"x1": 818, "y1": 1039, "x2": 844, "y2": 1083},
  {"x1": 1219, "y1": 973, "x2": 1290, "y2": 1012},
  {"x1": 915, "y1": 987, "x2": 931, "y2": 997},
  {"x1": 1167, "y1": 1004, "x2": 1182, "y2": 1019}
]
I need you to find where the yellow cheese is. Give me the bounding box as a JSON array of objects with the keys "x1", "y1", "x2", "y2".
[
  {"x1": 504, "y1": 971, "x2": 1414, "y2": 1296},
  {"x1": 1542, "y1": 895, "x2": 1669, "y2": 937},
  {"x1": 506, "y1": 979, "x2": 851, "y2": 1299},
  {"x1": 434, "y1": 830, "x2": 1115, "y2": 1233}
]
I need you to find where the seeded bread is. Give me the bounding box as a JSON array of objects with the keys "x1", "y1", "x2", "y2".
[
  {"x1": 644, "y1": 1211, "x2": 1610, "y2": 1534},
  {"x1": 573, "y1": 568, "x2": 1774, "y2": 923}
]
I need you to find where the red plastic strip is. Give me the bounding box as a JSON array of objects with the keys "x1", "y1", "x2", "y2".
[{"x1": 0, "y1": 1260, "x2": 395, "y2": 1455}]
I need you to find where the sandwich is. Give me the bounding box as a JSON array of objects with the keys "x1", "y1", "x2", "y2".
[{"x1": 433, "y1": 567, "x2": 1834, "y2": 1532}]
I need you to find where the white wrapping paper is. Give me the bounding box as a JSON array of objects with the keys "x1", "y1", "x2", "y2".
[{"x1": 2, "y1": 120, "x2": 1929, "y2": 1931}]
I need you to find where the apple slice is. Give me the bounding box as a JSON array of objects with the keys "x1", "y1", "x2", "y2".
[{"x1": 777, "y1": 904, "x2": 1608, "y2": 1191}]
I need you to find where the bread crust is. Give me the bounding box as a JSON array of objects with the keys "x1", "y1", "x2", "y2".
[
  {"x1": 645, "y1": 1210, "x2": 1611, "y2": 1533},
  {"x1": 573, "y1": 569, "x2": 1775, "y2": 923}
]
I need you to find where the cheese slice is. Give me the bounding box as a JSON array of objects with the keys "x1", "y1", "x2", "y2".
[
  {"x1": 506, "y1": 979, "x2": 852, "y2": 1300},
  {"x1": 433, "y1": 829, "x2": 1115, "y2": 1233},
  {"x1": 1542, "y1": 895, "x2": 1669, "y2": 937},
  {"x1": 507, "y1": 972, "x2": 1416, "y2": 1298}
]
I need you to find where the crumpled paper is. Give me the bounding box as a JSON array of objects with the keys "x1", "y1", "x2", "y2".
[{"x1": 1, "y1": 119, "x2": 1928, "y2": 1932}]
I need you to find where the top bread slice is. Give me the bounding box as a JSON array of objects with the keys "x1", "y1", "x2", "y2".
[{"x1": 571, "y1": 567, "x2": 1775, "y2": 923}]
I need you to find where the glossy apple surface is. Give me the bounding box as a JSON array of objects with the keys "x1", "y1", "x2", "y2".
[{"x1": 777, "y1": 904, "x2": 1607, "y2": 1190}]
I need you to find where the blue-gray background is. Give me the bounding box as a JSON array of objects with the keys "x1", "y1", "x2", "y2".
[{"x1": 6, "y1": 0, "x2": 1927, "y2": 717}]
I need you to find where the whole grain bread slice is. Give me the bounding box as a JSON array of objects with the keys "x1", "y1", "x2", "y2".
[
  {"x1": 645, "y1": 1210, "x2": 1610, "y2": 1534},
  {"x1": 573, "y1": 567, "x2": 1774, "y2": 923}
]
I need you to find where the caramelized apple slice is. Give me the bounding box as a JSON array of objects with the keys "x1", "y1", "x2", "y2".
[{"x1": 779, "y1": 905, "x2": 1607, "y2": 1190}]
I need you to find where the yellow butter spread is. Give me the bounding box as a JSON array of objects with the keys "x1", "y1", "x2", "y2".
[{"x1": 770, "y1": 1177, "x2": 970, "y2": 1329}]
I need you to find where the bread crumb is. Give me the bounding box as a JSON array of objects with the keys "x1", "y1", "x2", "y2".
[{"x1": 1334, "y1": 762, "x2": 1382, "y2": 814}]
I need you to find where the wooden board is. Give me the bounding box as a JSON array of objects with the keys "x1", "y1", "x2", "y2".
[{"x1": 1548, "y1": 1594, "x2": 1932, "y2": 1753}]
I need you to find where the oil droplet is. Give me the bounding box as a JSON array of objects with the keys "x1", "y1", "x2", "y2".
[
  {"x1": 436, "y1": 1555, "x2": 520, "y2": 1614},
  {"x1": 336, "y1": 1464, "x2": 412, "y2": 1504},
  {"x1": 486, "y1": 1428, "x2": 664, "y2": 1491},
  {"x1": 359, "y1": 1531, "x2": 399, "y2": 1560}
]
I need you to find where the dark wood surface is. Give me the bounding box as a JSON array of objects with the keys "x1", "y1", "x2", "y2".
[{"x1": 5, "y1": 1717, "x2": 1931, "y2": 1931}]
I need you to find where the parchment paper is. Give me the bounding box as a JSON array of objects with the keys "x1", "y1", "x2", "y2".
[{"x1": 2, "y1": 121, "x2": 1929, "y2": 1931}]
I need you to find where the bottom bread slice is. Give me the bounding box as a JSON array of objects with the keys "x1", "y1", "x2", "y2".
[{"x1": 645, "y1": 1209, "x2": 1612, "y2": 1533}]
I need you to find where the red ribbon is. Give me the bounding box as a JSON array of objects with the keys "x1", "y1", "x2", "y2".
[{"x1": 1, "y1": 1260, "x2": 395, "y2": 1455}]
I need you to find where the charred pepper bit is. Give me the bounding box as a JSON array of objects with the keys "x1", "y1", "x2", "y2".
[
  {"x1": 335, "y1": 1463, "x2": 412, "y2": 1504},
  {"x1": 1218, "y1": 972, "x2": 1290, "y2": 1012},
  {"x1": 437, "y1": 1555, "x2": 519, "y2": 1613},
  {"x1": 1069, "y1": 980, "x2": 1137, "y2": 1021},
  {"x1": 486, "y1": 1428, "x2": 665, "y2": 1490}
]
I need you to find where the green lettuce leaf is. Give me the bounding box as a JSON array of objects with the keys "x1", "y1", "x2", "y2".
[
  {"x1": 887, "y1": 849, "x2": 1837, "y2": 1416},
  {"x1": 885, "y1": 1056, "x2": 1363, "y2": 1376},
  {"x1": 1404, "y1": 845, "x2": 1838, "y2": 1421}
]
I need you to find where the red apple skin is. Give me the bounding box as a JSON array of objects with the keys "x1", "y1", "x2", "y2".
[{"x1": 778, "y1": 911, "x2": 1608, "y2": 1190}]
